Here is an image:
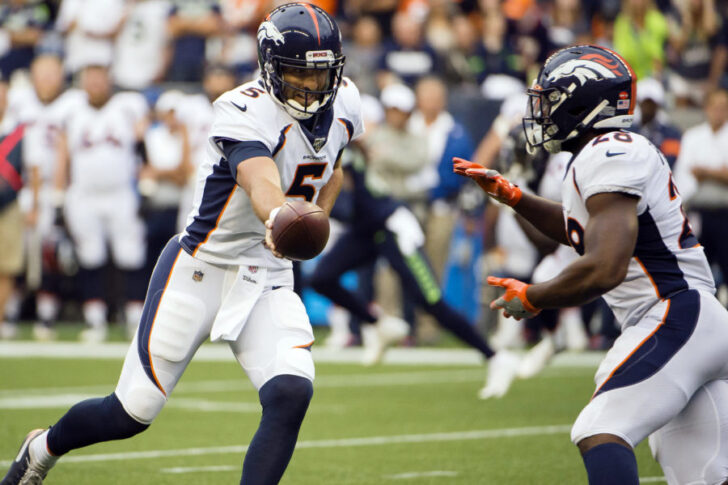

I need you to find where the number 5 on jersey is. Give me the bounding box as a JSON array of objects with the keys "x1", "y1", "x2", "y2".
[{"x1": 286, "y1": 163, "x2": 327, "y2": 202}]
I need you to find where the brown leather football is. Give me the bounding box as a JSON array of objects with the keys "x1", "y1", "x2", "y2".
[{"x1": 271, "y1": 200, "x2": 330, "y2": 260}]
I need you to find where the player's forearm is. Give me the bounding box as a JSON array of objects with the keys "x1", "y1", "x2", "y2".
[
  {"x1": 526, "y1": 255, "x2": 621, "y2": 309},
  {"x1": 248, "y1": 180, "x2": 286, "y2": 224},
  {"x1": 512, "y1": 192, "x2": 568, "y2": 245},
  {"x1": 316, "y1": 167, "x2": 342, "y2": 215},
  {"x1": 237, "y1": 157, "x2": 286, "y2": 224}
]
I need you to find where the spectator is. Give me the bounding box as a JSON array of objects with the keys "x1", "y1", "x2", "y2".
[
  {"x1": 112, "y1": 0, "x2": 172, "y2": 91},
  {"x1": 365, "y1": 83, "x2": 429, "y2": 212},
  {"x1": 0, "y1": 0, "x2": 52, "y2": 80},
  {"x1": 613, "y1": 0, "x2": 669, "y2": 80},
  {"x1": 175, "y1": 64, "x2": 236, "y2": 231},
  {"x1": 377, "y1": 12, "x2": 438, "y2": 88},
  {"x1": 346, "y1": 0, "x2": 398, "y2": 38},
  {"x1": 215, "y1": 0, "x2": 267, "y2": 78},
  {"x1": 544, "y1": 0, "x2": 591, "y2": 49},
  {"x1": 55, "y1": 65, "x2": 149, "y2": 342},
  {"x1": 504, "y1": 0, "x2": 553, "y2": 81},
  {"x1": 408, "y1": 76, "x2": 475, "y2": 278},
  {"x1": 55, "y1": 0, "x2": 125, "y2": 76},
  {"x1": 0, "y1": 74, "x2": 28, "y2": 340},
  {"x1": 166, "y1": 0, "x2": 222, "y2": 82},
  {"x1": 666, "y1": 0, "x2": 728, "y2": 106},
  {"x1": 631, "y1": 77, "x2": 682, "y2": 168},
  {"x1": 139, "y1": 90, "x2": 191, "y2": 281},
  {"x1": 440, "y1": 14, "x2": 481, "y2": 86},
  {"x1": 673, "y1": 89, "x2": 728, "y2": 296},
  {"x1": 343, "y1": 16, "x2": 383, "y2": 96},
  {"x1": 473, "y1": 7, "x2": 522, "y2": 85},
  {"x1": 9, "y1": 54, "x2": 84, "y2": 341}
]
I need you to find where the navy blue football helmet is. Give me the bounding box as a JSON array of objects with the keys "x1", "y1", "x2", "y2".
[
  {"x1": 523, "y1": 45, "x2": 636, "y2": 153},
  {"x1": 257, "y1": 3, "x2": 345, "y2": 120}
]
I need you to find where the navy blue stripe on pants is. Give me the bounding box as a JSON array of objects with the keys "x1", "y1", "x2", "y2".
[
  {"x1": 136, "y1": 236, "x2": 184, "y2": 393},
  {"x1": 594, "y1": 289, "x2": 700, "y2": 398}
]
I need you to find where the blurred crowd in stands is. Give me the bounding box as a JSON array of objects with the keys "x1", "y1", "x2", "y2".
[{"x1": 0, "y1": 0, "x2": 727, "y2": 356}]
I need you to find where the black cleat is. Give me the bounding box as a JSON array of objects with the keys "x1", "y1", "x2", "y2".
[{"x1": 1, "y1": 429, "x2": 47, "y2": 485}]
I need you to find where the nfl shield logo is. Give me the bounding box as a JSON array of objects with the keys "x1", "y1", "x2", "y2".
[
  {"x1": 192, "y1": 270, "x2": 204, "y2": 282},
  {"x1": 313, "y1": 137, "x2": 326, "y2": 151},
  {"x1": 249, "y1": 266, "x2": 258, "y2": 274}
]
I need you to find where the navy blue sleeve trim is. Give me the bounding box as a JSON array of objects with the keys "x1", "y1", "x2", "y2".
[{"x1": 216, "y1": 138, "x2": 273, "y2": 180}]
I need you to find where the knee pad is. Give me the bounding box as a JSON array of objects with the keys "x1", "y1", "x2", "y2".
[
  {"x1": 116, "y1": 372, "x2": 168, "y2": 424},
  {"x1": 148, "y1": 290, "x2": 205, "y2": 363}
]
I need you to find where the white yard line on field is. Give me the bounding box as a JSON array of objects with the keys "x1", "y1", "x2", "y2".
[
  {"x1": 0, "y1": 366, "x2": 594, "y2": 403},
  {"x1": 639, "y1": 478, "x2": 667, "y2": 483},
  {"x1": 0, "y1": 425, "x2": 573, "y2": 468},
  {"x1": 384, "y1": 471, "x2": 459, "y2": 480},
  {"x1": 0, "y1": 341, "x2": 605, "y2": 367},
  {"x1": 161, "y1": 465, "x2": 239, "y2": 474}
]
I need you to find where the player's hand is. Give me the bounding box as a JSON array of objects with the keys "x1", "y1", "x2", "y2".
[
  {"x1": 263, "y1": 207, "x2": 284, "y2": 259},
  {"x1": 487, "y1": 276, "x2": 540, "y2": 320},
  {"x1": 452, "y1": 157, "x2": 522, "y2": 207}
]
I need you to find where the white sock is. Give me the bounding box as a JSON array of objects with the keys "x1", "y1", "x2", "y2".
[
  {"x1": 83, "y1": 300, "x2": 107, "y2": 329},
  {"x1": 37, "y1": 294, "x2": 59, "y2": 323},
  {"x1": 29, "y1": 430, "x2": 58, "y2": 470},
  {"x1": 125, "y1": 301, "x2": 144, "y2": 329},
  {"x1": 4, "y1": 291, "x2": 21, "y2": 321}
]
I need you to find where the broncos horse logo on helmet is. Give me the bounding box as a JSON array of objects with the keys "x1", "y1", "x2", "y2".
[
  {"x1": 257, "y1": 2, "x2": 345, "y2": 120},
  {"x1": 523, "y1": 45, "x2": 636, "y2": 154}
]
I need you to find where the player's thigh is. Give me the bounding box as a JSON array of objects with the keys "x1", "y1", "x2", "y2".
[
  {"x1": 572, "y1": 290, "x2": 728, "y2": 447},
  {"x1": 115, "y1": 238, "x2": 225, "y2": 423},
  {"x1": 108, "y1": 190, "x2": 146, "y2": 270},
  {"x1": 64, "y1": 191, "x2": 106, "y2": 268},
  {"x1": 649, "y1": 379, "x2": 728, "y2": 485},
  {"x1": 230, "y1": 286, "x2": 315, "y2": 391}
]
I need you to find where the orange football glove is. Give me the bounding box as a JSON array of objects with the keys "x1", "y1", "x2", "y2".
[
  {"x1": 452, "y1": 157, "x2": 522, "y2": 207},
  {"x1": 487, "y1": 276, "x2": 541, "y2": 320}
]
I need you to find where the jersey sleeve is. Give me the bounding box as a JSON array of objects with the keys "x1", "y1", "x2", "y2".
[
  {"x1": 209, "y1": 93, "x2": 278, "y2": 153},
  {"x1": 337, "y1": 78, "x2": 365, "y2": 142},
  {"x1": 575, "y1": 135, "x2": 650, "y2": 201}
]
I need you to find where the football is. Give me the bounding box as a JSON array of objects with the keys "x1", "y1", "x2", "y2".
[{"x1": 271, "y1": 200, "x2": 330, "y2": 261}]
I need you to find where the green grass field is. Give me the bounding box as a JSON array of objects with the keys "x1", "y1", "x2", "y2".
[{"x1": 0, "y1": 331, "x2": 666, "y2": 484}]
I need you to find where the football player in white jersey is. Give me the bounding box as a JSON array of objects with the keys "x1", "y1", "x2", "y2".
[
  {"x1": 54, "y1": 64, "x2": 149, "y2": 343},
  {"x1": 455, "y1": 45, "x2": 728, "y2": 485},
  {"x1": 1, "y1": 4, "x2": 358, "y2": 485},
  {"x1": 6, "y1": 54, "x2": 85, "y2": 341}
]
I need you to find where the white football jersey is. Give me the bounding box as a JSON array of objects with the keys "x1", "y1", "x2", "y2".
[
  {"x1": 20, "y1": 89, "x2": 86, "y2": 185},
  {"x1": 65, "y1": 92, "x2": 148, "y2": 193},
  {"x1": 562, "y1": 130, "x2": 715, "y2": 328},
  {"x1": 180, "y1": 77, "x2": 364, "y2": 268}
]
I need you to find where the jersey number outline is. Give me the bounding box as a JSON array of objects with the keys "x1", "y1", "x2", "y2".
[
  {"x1": 566, "y1": 217, "x2": 585, "y2": 255},
  {"x1": 286, "y1": 163, "x2": 327, "y2": 202},
  {"x1": 241, "y1": 87, "x2": 266, "y2": 98},
  {"x1": 592, "y1": 131, "x2": 633, "y2": 146}
]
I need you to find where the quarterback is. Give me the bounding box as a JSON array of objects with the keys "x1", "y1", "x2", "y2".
[
  {"x1": 456, "y1": 45, "x2": 728, "y2": 485},
  {"x1": 1, "y1": 3, "x2": 359, "y2": 485}
]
